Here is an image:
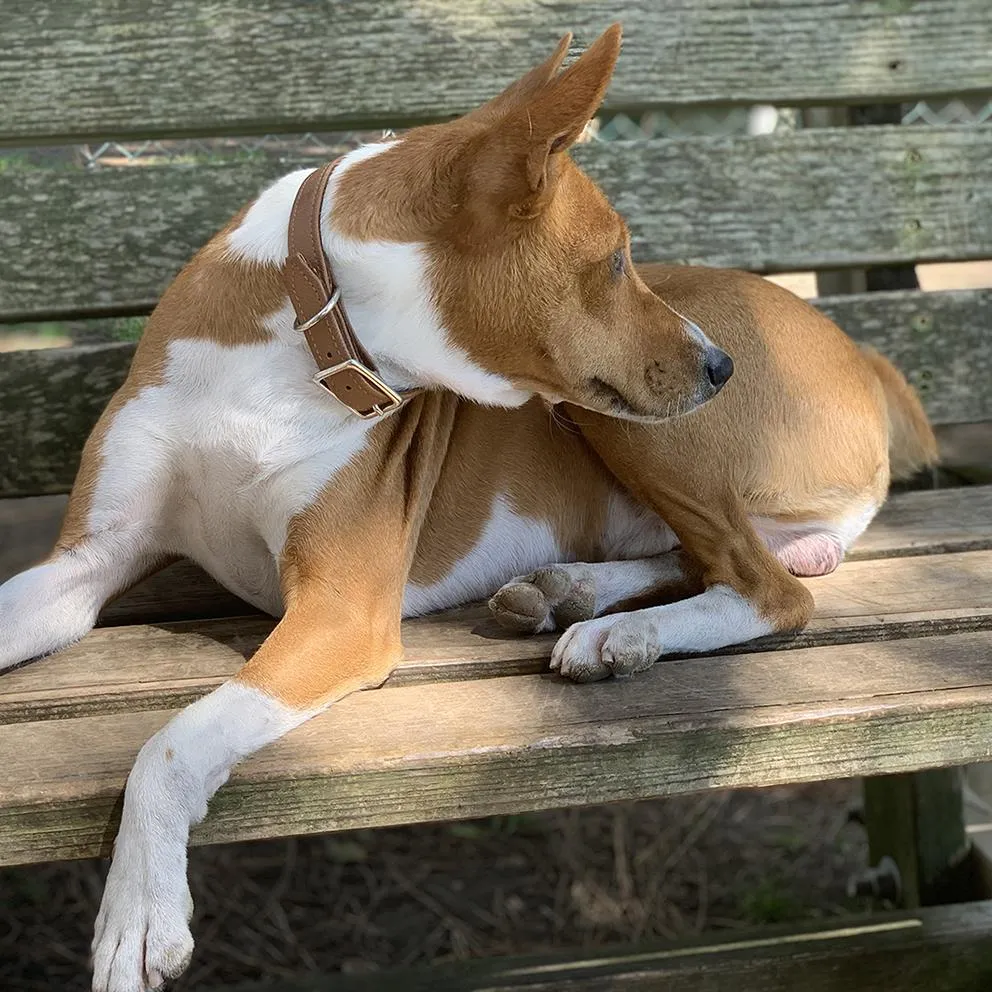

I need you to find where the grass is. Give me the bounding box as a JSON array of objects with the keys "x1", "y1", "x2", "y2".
[{"x1": 0, "y1": 317, "x2": 147, "y2": 352}]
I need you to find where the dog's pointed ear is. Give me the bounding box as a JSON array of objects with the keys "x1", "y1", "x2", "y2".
[
  {"x1": 470, "y1": 24, "x2": 622, "y2": 220},
  {"x1": 464, "y1": 32, "x2": 573, "y2": 123},
  {"x1": 520, "y1": 24, "x2": 621, "y2": 192}
]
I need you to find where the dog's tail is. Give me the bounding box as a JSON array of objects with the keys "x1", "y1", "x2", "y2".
[{"x1": 861, "y1": 346, "x2": 939, "y2": 481}]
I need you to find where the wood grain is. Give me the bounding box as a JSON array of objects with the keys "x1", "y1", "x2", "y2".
[
  {"x1": 3, "y1": 128, "x2": 990, "y2": 323},
  {"x1": 3, "y1": 1, "x2": 990, "y2": 144},
  {"x1": 0, "y1": 343, "x2": 133, "y2": 496},
  {"x1": 3, "y1": 627, "x2": 992, "y2": 865},
  {"x1": 849, "y1": 485, "x2": 992, "y2": 560},
  {"x1": 816, "y1": 289, "x2": 992, "y2": 426}
]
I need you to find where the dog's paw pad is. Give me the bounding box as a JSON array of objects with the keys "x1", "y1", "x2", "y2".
[
  {"x1": 489, "y1": 566, "x2": 596, "y2": 634},
  {"x1": 489, "y1": 580, "x2": 551, "y2": 632}
]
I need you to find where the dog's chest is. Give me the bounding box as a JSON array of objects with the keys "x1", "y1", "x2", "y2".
[{"x1": 152, "y1": 338, "x2": 370, "y2": 608}]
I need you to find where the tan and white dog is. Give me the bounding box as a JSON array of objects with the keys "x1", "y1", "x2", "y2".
[{"x1": 0, "y1": 26, "x2": 935, "y2": 992}]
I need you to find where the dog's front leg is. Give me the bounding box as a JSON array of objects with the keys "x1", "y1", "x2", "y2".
[
  {"x1": 547, "y1": 519, "x2": 811, "y2": 682},
  {"x1": 543, "y1": 415, "x2": 814, "y2": 682},
  {"x1": 91, "y1": 577, "x2": 405, "y2": 991}
]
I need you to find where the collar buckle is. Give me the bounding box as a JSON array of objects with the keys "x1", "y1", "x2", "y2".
[{"x1": 313, "y1": 359, "x2": 405, "y2": 419}]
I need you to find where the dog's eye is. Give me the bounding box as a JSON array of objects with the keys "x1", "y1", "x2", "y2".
[{"x1": 610, "y1": 248, "x2": 625, "y2": 277}]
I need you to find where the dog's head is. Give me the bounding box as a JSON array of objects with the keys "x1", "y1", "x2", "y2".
[{"x1": 329, "y1": 25, "x2": 731, "y2": 420}]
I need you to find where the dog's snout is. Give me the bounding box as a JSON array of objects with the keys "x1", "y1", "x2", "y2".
[{"x1": 704, "y1": 347, "x2": 734, "y2": 392}]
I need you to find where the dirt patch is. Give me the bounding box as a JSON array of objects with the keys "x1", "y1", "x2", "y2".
[{"x1": 0, "y1": 781, "x2": 868, "y2": 989}]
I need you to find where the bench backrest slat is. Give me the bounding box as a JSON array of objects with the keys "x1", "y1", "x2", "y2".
[
  {"x1": 3, "y1": 1, "x2": 990, "y2": 145},
  {"x1": 3, "y1": 127, "x2": 990, "y2": 323},
  {"x1": 3, "y1": 287, "x2": 988, "y2": 497}
]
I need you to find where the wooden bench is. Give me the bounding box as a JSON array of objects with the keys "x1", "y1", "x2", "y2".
[{"x1": 2, "y1": 2, "x2": 992, "y2": 986}]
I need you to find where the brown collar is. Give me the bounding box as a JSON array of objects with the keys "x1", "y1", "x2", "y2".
[{"x1": 283, "y1": 159, "x2": 406, "y2": 419}]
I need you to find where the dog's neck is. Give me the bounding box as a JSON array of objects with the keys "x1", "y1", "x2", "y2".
[{"x1": 226, "y1": 142, "x2": 530, "y2": 412}]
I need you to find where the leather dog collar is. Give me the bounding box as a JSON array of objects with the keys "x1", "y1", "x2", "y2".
[{"x1": 283, "y1": 159, "x2": 406, "y2": 419}]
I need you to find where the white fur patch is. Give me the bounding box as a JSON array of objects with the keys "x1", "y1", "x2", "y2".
[
  {"x1": 88, "y1": 332, "x2": 372, "y2": 615},
  {"x1": 576, "y1": 555, "x2": 688, "y2": 615},
  {"x1": 92, "y1": 682, "x2": 314, "y2": 992},
  {"x1": 601, "y1": 490, "x2": 678, "y2": 560},
  {"x1": 0, "y1": 539, "x2": 157, "y2": 670},
  {"x1": 403, "y1": 495, "x2": 563, "y2": 616}
]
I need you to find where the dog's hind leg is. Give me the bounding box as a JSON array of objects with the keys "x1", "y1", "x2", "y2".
[
  {"x1": 488, "y1": 552, "x2": 702, "y2": 634},
  {"x1": 0, "y1": 393, "x2": 170, "y2": 671}
]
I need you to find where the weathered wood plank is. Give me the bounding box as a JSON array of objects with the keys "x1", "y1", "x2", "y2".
[
  {"x1": 3, "y1": 128, "x2": 991, "y2": 322},
  {"x1": 850, "y1": 484, "x2": 992, "y2": 560},
  {"x1": 4, "y1": 1, "x2": 990, "y2": 145},
  {"x1": 3, "y1": 627, "x2": 992, "y2": 865},
  {"x1": 864, "y1": 770, "x2": 977, "y2": 908},
  {"x1": 215, "y1": 903, "x2": 992, "y2": 992},
  {"x1": 0, "y1": 343, "x2": 131, "y2": 496},
  {"x1": 817, "y1": 289, "x2": 992, "y2": 425},
  {"x1": 2, "y1": 289, "x2": 990, "y2": 498},
  {"x1": 581, "y1": 128, "x2": 992, "y2": 273},
  {"x1": 3, "y1": 548, "x2": 991, "y2": 724}
]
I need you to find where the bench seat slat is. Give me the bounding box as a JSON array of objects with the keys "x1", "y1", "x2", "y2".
[
  {"x1": 2, "y1": 548, "x2": 991, "y2": 724},
  {"x1": 4, "y1": 1, "x2": 990, "y2": 144},
  {"x1": 2, "y1": 625, "x2": 992, "y2": 866},
  {"x1": 212, "y1": 902, "x2": 992, "y2": 992},
  {"x1": 2, "y1": 490, "x2": 992, "y2": 865},
  {"x1": 2, "y1": 128, "x2": 991, "y2": 323}
]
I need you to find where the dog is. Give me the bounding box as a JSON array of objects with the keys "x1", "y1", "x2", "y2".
[{"x1": 0, "y1": 25, "x2": 935, "y2": 991}]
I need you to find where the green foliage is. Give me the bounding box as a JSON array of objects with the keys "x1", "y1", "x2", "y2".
[
  {"x1": 739, "y1": 878, "x2": 803, "y2": 925},
  {"x1": 109, "y1": 316, "x2": 147, "y2": 342}
]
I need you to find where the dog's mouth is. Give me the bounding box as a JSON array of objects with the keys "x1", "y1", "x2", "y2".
[
  {"x1": 576, "y1": 376, "x2": 709, "y2": 424},
  {"x1": 586, "y1": 376, "x2": 650, "y2": 418},
  {"x1": 529, "y1": 376, "x2": 711, "y2": 425}
]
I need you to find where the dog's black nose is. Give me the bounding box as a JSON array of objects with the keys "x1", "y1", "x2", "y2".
[{"x1": 704, "y1": 348, "x2": 734, "y2": 391}]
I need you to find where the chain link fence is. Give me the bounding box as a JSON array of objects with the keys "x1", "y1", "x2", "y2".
[{"x1": 71, "y1": 97, "x2": 991, "y2": 170}]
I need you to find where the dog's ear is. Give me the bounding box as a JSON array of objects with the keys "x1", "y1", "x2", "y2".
[
  {"x1": 463, "y1": 32, "x2": 573, "y2": 124},
  {"x1": 519, "y1": 24, "x2": 621, "y2": 193},
  {"x1": 469, "y1": 25, "x2": 622, "y2": 220}
]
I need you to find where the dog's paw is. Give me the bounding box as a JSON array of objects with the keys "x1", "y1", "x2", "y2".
[
  {"x1": 92, "y1": 847, "x2": 194, "y2": 992},
  {"x1": 488, "y1": 565, "x2": 596, "y2": 634},
  {"x1": 550, "y1": 614, "x2": 661, "y2": 682}
]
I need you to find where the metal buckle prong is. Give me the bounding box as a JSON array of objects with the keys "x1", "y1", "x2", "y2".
[
  {"x1": 312, "y1": 359, "x2": 405, "y2": 419},
  {"x1": 294, "y1": 288, "x2": 341, "y2": 333}
]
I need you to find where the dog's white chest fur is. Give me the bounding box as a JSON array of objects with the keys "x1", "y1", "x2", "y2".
[{"x1": 97, "y1": 331, "x2": 371, "y2": 613}]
